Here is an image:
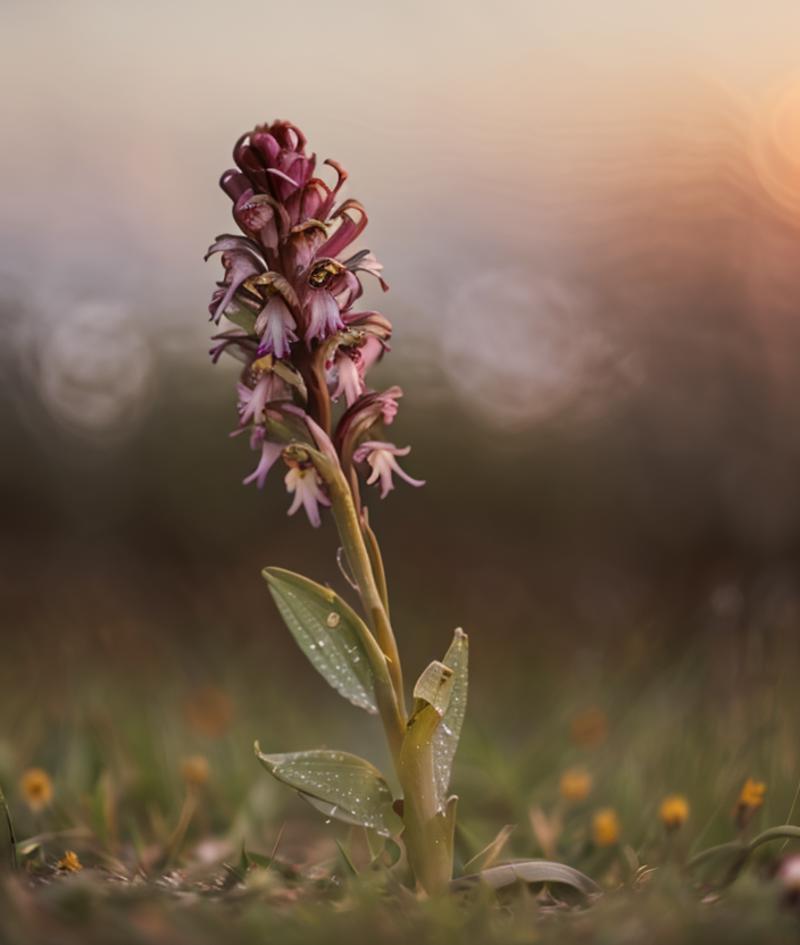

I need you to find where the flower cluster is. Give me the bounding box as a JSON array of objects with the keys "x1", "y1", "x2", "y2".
[{"x1": 205, "y1": 121, "x2": 423, "y2": 525}]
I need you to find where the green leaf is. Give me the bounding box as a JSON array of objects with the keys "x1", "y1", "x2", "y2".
[
  {"x1": 398, "y1": 663, "x2": 460, "y2": 891},
  {"x1": 262, "y1": 567, "x2": 380, "y2": 714},
  {"x1": 686, "y1": 842, "x2": 748, "y2": 887},
  {"x1": 687, "y1": 825, "x2": 800, "y2": 888},
  {"x1": 463, "y1": 824, "x2": 515, "y2": 873},
  {"x1": 413, "y1": 660, "x2": 454, "y2": 717},
  {"x1": 383, "y1": 837, "x2": 403, "y2": 868},
  {"x1": 255, "y1": 744, "x2": 402, "y2": 837},
  {"x1": 433, "y1": 628, "x2": 468, "y2": 803},
  {"x1": 335, "y1": 840, "x2": 359, "y2": 877},
  {"x1": 452, "y1": 859, "x2": 600, "y2": 896},
  {"x1": 223, "y1": 300, "x2": 257, "y2": 334},
  {"x1": 748, "y1": 825, "x2": 800, "y2": 850},
  {"x1": 272, "y1": 360, "x2": 308, "y2": 399}
]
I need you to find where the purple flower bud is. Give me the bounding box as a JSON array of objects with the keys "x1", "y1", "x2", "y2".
[{"x1": 233, "y1": 121, "x2": 314, "y2": 201}]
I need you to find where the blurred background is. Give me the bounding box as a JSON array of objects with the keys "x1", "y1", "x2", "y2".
[{"x1": 2, "y1": 0, "x2": 800, "y2": 858}]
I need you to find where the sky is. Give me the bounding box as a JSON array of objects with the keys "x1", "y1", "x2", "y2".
[{"x1": 2, "y1": 0, "x2": 800, "y2": 432}]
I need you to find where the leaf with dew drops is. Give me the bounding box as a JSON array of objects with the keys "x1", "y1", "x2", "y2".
[
  {"x1": 432, "y1": 628, "x2": 468, "y2": 805},
  {"x1": 255, "y1": 744, "x2": 403, "y2": 837},
  {"x1": 262, "y1": 567, "x2": 381, "y2": 714}
]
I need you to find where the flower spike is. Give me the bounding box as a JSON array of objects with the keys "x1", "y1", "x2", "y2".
[{"x1": 205, "y1": 120, "x2": 415, "y2": 526}]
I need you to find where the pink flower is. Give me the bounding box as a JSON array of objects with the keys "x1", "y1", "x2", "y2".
[
  {"x1": 233, "y1": 191, "x2": 289, "y2": 252},
  {"x1": 284, "y1": 221, "x2": 328, "y2": 275},
  {"x1": 317, "y1": 200, "x2": 367, "y2": 259},
  {"x1": 281, "y1": 404, "x2": 340, "y2": 464},
  {"x1": 342, "y1": 249, "x2": 389, "y2": 292},
  {"x1": 209, "y1": 327, "x2": 258, "y2": 365},
  {"x1": 353, "y1": 441, "x2": 425, "y2": 499},
  {"x1": 237, "y1": 369, "x2": 287, "y2": 426},
  {"x1": 327, "y1": 335, "x2": 384, "y2": 407},
  {"x1": 334, "y1": 386, "x2": 403, "y2": 458},
  {"x1": 303, "y1": 288, "x2": 344, "y2": 344},
  {"x1": 205, "y1": 236, "x2": 264, "y2": 323},
  {"x1": 327, "y1": 268, "x2": 362, "y2": 311},
  {"x1": 375, "y1": 388, "x2": 401, "y2": 425},
  {"x1": 284, "y1": 464, "x2": 331, "y2": 527},
  {"x1": 255, "y1": 294, "x2": 298, "y2": 359},
  {"x1": 330, "y1": 348, "x2": 365, "y2": 407},
  {"x1": 243, "y1": 432, "x2": 284, "y2": 489}
]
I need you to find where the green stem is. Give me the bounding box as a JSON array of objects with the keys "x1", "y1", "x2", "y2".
[
  {"x1": 398, "y1": 705, "x2": 457, "y2": 894},
  {"x1": 326, "y1": 466, "x2": 406, "y2": 721},
  {"x1": 315, "y1": 447, "x2": 454, "y2": 893},
  {"x1": 362, "y1": 511, "x2": 391, "y2": 615}
]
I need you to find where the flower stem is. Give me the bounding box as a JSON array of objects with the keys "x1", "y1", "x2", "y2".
[
  {"x1": 321, "y1": 453, "x2": 455, "y2": 894},
  {"x1": 398, "y1": 706, "x2": 457, "y2": 895},
  {"x1": 327, "y1": 470, "x2": 405, "y2": 711}
]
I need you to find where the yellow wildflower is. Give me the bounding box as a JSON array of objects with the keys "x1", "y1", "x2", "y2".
[
  {"x1": 592, "y1": 808, "x2": 620, "y2": 847},
  {"x1": 19, "y1": 768, "x2": 53, "y2": 813},
  {"x1": 659, "y1": 794, "x2": 690, "y2": 830},
  {"x1": 559, "y1": 767, "x2": 593, "y2": 803},
  {"x1": 570, "y1": 707, "x2": 608, "y2": 748},
  {"x1": 736, "y1": 778, "x2": 766, "y2": 828},
  {"x1": 738, "y1": 778, "x2": 766, "y2": 810},
  {"x1": 181, "y1": 755, "x2": 210, "y2": 788},
  {"x1": 57, "y1": 850, "x2": 82, "y2": 872}
]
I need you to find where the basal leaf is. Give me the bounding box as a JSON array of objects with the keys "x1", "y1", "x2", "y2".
[
  {"x1": 433, "y1": 628, "x2": 468, "y2": 803},
  {"x1": 463, "y1": 824, "x2": 515, "y2": 873},
  {"x1": 453, "y1": 859, "x2": 600, "y2": 896},
  {"x1": 686, "y1": 842, "x2": 748, "y2": 887},
  {"x1": 687, "y1": 826, "x2": 800, "y2": 888},
  {"x1": 255, "y1": 744, "x2": 402, "y2": 837},
  {"x1": 335, "y1": 840, "x2": 359, "y2": 877},
  {"x1": 748, "y1": 825, "x2": 800, "y2": 851},
  {"x1": 263, "y1": 567, "x2": 379, "y2": 714}
]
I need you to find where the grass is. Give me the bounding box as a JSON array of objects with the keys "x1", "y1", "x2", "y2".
[{"x1": 1, "y1": 626, "x2": 799, "y2": 944}]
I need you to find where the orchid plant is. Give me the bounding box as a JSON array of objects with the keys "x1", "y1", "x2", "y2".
[{"x1": 204, "y1": 120, "x2": 597, "y2": 897}]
